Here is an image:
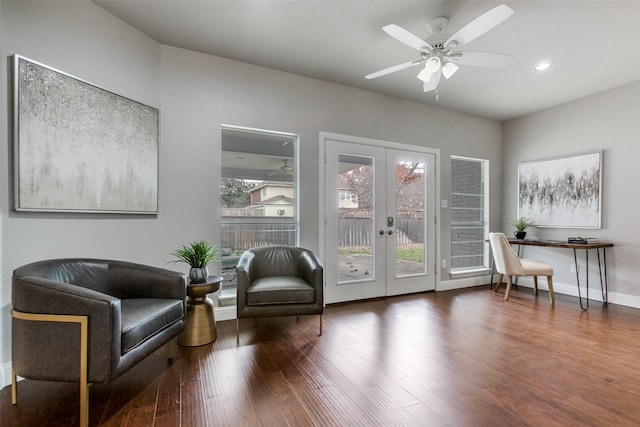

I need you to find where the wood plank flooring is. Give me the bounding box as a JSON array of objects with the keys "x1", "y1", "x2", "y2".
[{"x1": 3, "y1": 286, "x2": 640, "y2": 426}]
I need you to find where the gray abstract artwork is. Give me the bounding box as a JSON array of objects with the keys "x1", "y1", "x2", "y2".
[
  {"x1": 15, "y1": 55, "x2": 158, "y2": 213},
  {"x1": 518, "y1": 152, "x2": 601, "y2": 228}
]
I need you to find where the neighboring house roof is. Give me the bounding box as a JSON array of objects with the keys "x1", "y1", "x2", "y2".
[
  {"x1": 253, "y1": 195, "x2": 293, "y2": 205},
  {"x1": 250, "y1": 181, "x2": 293, "y2": 193}
]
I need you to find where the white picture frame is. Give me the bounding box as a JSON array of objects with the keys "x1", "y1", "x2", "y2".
[
  {"x1": 13, "y1": 54, "x2": 159, "y2": 214},
  {"x1": 518, "y1": 151, "x2": 602, "y2": 229}
]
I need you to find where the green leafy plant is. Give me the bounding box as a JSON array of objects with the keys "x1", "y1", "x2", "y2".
[
  {"x1": 509, "y1": 217, "x2": 535, "y2": 232},
  {"x1": 170, "y1": 240, "x2": 220, "y2": 268}
]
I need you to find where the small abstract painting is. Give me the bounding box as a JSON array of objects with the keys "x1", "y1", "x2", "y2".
[
  {"x1": 13, "y1": 55, "x2": 158, "y2": 213},
  {"x1": 518, "y1": 152, "x2": 602, "y2": 229}
]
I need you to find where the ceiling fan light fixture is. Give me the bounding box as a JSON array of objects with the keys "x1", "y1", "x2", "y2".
[
  {"x1": 417, "y1": 67, "x2": 433, "y2": 82},
  {"x1": 534, "y1": 61, "x2": 553, "y2": 72},
  {"x1": 424, "y1": 56, "x2": 441, "y2": 73},
  {"x1": 442, "y1": 62, "x2": 459, "y2": 79}
]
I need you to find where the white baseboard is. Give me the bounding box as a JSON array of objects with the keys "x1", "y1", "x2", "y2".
[
  {"x1": 2, "y1": 362, "x2": 14, "y2": 390},
  {"x1": 441, "y1": 275, "x2": 640, "y2": 309},
  {"x1": 214, "y1": 305, "x2": 236, "y2": 322},
  {"x1": 439, "y1": 275, "x2": 491, "y2": 291}
]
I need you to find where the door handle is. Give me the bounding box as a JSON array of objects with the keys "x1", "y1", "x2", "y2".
[
  {"x1": 379, "y1": 229, "x2": 385, "y2": 235},
  {"x1": 387, "y1": 229, "x2": 393, "y2": 235}
]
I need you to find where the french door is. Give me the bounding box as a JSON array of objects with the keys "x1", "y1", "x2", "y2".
[{"x1": 324, "y1": 138, "x2": 436, "y2": 304}]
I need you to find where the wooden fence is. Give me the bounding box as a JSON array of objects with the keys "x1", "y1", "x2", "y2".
[
  {"x1": 338, "y1": 217, "x2": 423, "y2": 247},
  {"x1": 221, "y1": 221, "x2": 296, "y2": 251},
  {"x1": 222, "y1": 213, "x2": 423, "y2": 251}
]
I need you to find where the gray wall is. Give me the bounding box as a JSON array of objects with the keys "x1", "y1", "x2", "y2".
[
  {"x1": 502, "y1": 81, "x2": 640, "y2": 303},
  {"x1": 0, "y1": 1, "x2": 503, "y2": 385}
]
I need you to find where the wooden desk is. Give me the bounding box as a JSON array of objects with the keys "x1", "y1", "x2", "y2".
[{"x1": 492, "y1": 239, "x2": 613, "y2": 310}]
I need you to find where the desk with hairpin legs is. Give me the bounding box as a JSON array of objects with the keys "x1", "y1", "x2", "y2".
[{"x1": 490, "y1": 239, "x2": 613, "y2": 310}]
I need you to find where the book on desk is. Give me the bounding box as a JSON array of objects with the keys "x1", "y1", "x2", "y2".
[{"x1": 567, "y1": 237, "x2": 598, "y2": 244}]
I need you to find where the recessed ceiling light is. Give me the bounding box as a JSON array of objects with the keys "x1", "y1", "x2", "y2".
[{"x1": 534, "y1": 61, "x2": 553, "y2": 72}]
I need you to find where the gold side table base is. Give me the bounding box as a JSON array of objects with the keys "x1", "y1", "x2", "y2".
[{"x1": 178, "y1": 276, "x2": 222, "y2": 347}]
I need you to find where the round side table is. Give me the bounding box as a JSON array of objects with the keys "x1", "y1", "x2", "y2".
[{"x1": 178, "y1": 275, "x2": 223, "y2": 346}]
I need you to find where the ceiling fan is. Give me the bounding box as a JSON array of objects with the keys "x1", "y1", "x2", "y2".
[
  {"x1": 267, "y1": 159, "x2": 294, "y2": 178},
  {"x1": 365, "y1": 4, "x2": 514, "y2": 93}
]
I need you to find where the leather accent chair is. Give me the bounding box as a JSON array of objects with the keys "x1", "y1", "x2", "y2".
[
  {"x1": 11, "y1": 259, "x2": 187, "y2": 427},
  {"x1": 489, "y1": 232, "x2": 555, "y2": 303},
  {"x1": 236, "y1": 246, "x2": 324, "y2": 342}
]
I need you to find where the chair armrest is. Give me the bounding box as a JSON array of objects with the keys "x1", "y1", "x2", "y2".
[
  {"x1": 298, "y1": 250, "x2": 324, "y2": 308},
  {"x1": 236, "y1": 251, "x2": 256, "y2": 309},
  {"x1": 12, "y1": 275, "x2": 120, "y2": 383},
  {"x1": 297, "y1": 251, "x2": 324, "y2": 288},
  {"x1": 13, "y1": 275, "x2": 120, "y2": 313},
  {"x1": 104, "y1": 261, "x2": 187, "y2": 300}
]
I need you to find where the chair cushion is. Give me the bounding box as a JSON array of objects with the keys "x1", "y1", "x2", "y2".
[
  {"x1": 520, "y1": 258, "x2": 553, "y2": 276},
  {"x1": 121, "y1": 299, "x2": 184, "y2": 354},
  {"x1": 246, "y1": 276, "x2": 315, "y2": 305}
]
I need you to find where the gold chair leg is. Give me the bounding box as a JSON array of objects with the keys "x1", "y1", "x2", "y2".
[
  {"x1": 493, "y1": 274, "x2": 503, "y2": 292},
  {"x1": 11, "y1": 369, "x2": 17, "y2": 405},
  {"x1": 319, "y1": 315, "x2": 323, "y2": 336},
  {"x1": 547, "y1": 276, "x2": 555, "y2": 304},
  {"x1": 80, "y1": 382, "x2": 90, "y2": 427},
  {"x1": 505, "y1": 276, "x2": 513, "y2": 301},
  {"x1": 533, "y1": 276, "x2": 539, "y2": 296},
  {"x1": 79, "y1": 317, "x2": 89, "y2": 427}
]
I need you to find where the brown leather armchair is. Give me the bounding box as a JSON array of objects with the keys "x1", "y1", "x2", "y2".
[
  {"x1": 236, "y1": 246, "x2": 324, "y2": 342},
  {"x1": 11, "y1": 258, "x2": 187, "y2": 427}
]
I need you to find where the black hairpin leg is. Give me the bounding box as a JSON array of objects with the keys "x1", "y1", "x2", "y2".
[
  {"x1": 574, "y1": 248, "x2": 589, "y2": 311},
  {"x1": 597, "y1": 248, "x2": 608, "y2": 304}
]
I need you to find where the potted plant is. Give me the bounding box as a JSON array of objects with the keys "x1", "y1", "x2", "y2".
[
  {"x1": 509, "y1": 217, "x2": 535, "y2": 239},
  {"x1": 170, "y1": 240, "x2": 220, "y2": 282}
]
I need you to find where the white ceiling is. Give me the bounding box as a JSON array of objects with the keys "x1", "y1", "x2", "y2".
[{"x1": 94, "y1": 0, "x2": 640, "y2": 121}]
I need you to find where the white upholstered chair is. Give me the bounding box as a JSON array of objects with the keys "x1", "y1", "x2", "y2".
[{"x1": 489, "y1": 232, "x2": 555, "y2": 304}]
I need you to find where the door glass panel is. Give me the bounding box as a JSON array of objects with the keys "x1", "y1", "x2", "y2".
[
  {"x1": 395, "y1": 161, "x2": 426, "y2": 277},
  {"x1": 337, "y1": 154, "x2": 374, "y2": 284}
]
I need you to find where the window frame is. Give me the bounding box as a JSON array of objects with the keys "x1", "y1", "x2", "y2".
[
  {"x1": 220, "y1": 125, "x2": 300, "y2": 252},
  {"x1": 450, "y1": 155, "x2": 490, "y2": 274}
]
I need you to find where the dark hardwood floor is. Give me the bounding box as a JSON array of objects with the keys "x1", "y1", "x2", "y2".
[{"x1": 3, "y1": 286, "x2": 640, "y2": 426}]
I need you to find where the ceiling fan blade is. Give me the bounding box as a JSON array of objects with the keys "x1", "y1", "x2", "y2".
[
  {"x1": 423, "y1": 69, "x2": 441, "y2": 92},
  {"x1": 383, "y1": 24, "x2": 433, "y2": 51},
  {"x1": 454, "y1": 51, "x2": 514, "y2": 67},
  {"x1": 365, "y1": 58, "x2": 424, "y2": 79},
  {"x1": 445, "y1": 4, "x2": 513, "y2": 48}
]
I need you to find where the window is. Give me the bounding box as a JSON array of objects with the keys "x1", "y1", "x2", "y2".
[
  {"x1": 450, "y1": 156, "x2": 489, "y2": 272},
  {"x1": 220, "y1": 125, "x2": 298, "y2": 253},
  {"x1": 219, "y1": 126, "x2": 298, "y2": 305}
]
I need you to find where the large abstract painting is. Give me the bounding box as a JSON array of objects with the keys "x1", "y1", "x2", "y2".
[
  {"x1": 518, "y1": 152, "x2": 602, "y2": 228},
  {"x1": 14, "y1": 55, "x2": 158, "y2": 213}
]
